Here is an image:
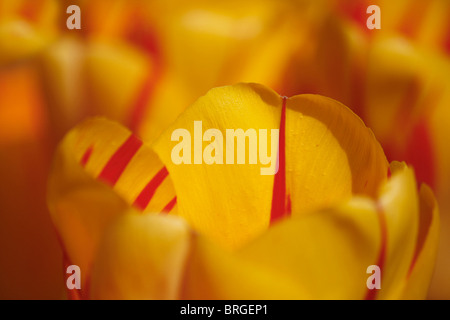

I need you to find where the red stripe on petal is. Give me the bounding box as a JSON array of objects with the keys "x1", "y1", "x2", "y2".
[
  {"x1": 80, "y1": 146, "x2": 93, "y2": 168},
  {"x1": 270, "y1": 97, "x2": 289, "y2": 224},
  {"x1": 162, "y1": 197, "x2": 177, "y2": 214},
  {"x1": 133, "y1": 167, "x2": 169, "y2": 211},
  {"x1": 98, "y1": 135, "x2": 142, "y2": 186},
  {"x1": 365, "y1": 205, "x2": 387, "y2": 300}
]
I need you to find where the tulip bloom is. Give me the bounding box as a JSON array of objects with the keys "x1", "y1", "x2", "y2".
[{"x1": 48, "y1": 83, "x2": 439, "y2": 299}]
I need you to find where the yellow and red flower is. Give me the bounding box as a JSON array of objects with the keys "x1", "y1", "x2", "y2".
[
  {"x1": 0, "y1": 0, "x2": 448, "y2": 300},
  {"x1": 48, "y1": 83, "x2": 439, "y2": 299}
]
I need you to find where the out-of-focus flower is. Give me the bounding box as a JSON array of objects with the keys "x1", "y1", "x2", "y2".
[
  {"x1": 132, "y1": 0, "x2": 330, "y2": 143},
  {"x1": 48, "y1": 83, "x2": 439, "y2": 299},
  {"x1": 334, "y1": 0, "x2": 450, "y2": 56},
  {"x1": 0, "y1": 0, "x2": 58, "y2": 65}
]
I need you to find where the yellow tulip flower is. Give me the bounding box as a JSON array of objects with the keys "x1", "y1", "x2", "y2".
[{"x1": 48, "y1": 83, "x2": 439, "y2": 299}]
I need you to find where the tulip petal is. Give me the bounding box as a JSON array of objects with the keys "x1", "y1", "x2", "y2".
[
  {"x1": 0, "y1": 0, "x2": 58, "y2": 65},
  {"x1": 84, "y1": 41, "x2": 154, "y2": 127},
  {"x1": 285, "y1": 95, "x2": 388, "y2": 216},
  {"x1": 0, "y1": 20, "x2": 53, "y2": 65},
  {"x1": 48, "y1": 149, "x2": 128, "y2": 293},
  {"x1": 153, "y1": 83, "x2": 282, "y2": 250},
  {"x1": 49, "y1": 117, "x2": 176, "y2": 213},
  {"x1": 236, "y1": 197, "x2": 381, "y2": 299},
  {"x1": 48, "y1": 118, "x2": 176, "y2": 289},
  {"x1": 90, "y1": 213, "x2": 191, "y2": 299},
  {"x1": 401, "y1": 184, "x2": 439, "y2": 299},
  {"x1": 374, "y1": 162, "x2": 419, "y2": 299},
  {"x1": 182, "y1": 233, "x2": 308, "y2": 300},
  {"x1": 153, "y1": 83, "x2": 388, "y2": 250},
  {"x1": 40, "y1": 37, "x2": 87, "y2": 138}
]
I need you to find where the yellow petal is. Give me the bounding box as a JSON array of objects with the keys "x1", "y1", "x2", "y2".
[
  {"x1": 40, "y1": 37, "x2": 87, "y2": 138},
  {"x1": 49, "y1": 171, "x2": 128, "y2": 294},
  {"x1": 286, "y1": 94, "x2": 388, "y2": 216},
  {"x1": 182, "y1": 233, "x2": 307, "y2": 300},
  {"x1": 84, "y1": 41, "x2": 154, "y2": 128},
  {"x1": 48, "y1": 118, "x2": 176, "y2": 288},
  {"x1": 152, "y1": 0, "x2": 284, "y2": 93},
  {"x1": 153, "y1": 83, "x2": 281, "y2": 250},
  {"x1": 90, "y1": 213, "x2": 191, "y2": 299},
  {"x1": 401, "y1": 184, "x2": 439, "y2": 299},
  {"x1": 0, "y1": 20, "x2": 49, "y2": 65},
  {"x1": 136, "y1": 72, "x2": 194, "y2": 145},
  {"x1": 374, "y1": 162, "x2": 419, "y2": 299},
  {"x1": 91, "y1": 213, "x2": 305, "y2": 300},
  {"x1": 236, "y1": 197, "x2": 381, "y2": 299},
  {"x1": 153, "y1": 83, "x2": 388, "y2": 250},
  {"x1": 0, "y1": 0, "x2": 58, "y2": 65}
]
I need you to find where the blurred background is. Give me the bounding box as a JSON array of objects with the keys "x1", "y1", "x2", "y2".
[{"x1": 0, "y1": 0, "x2": 449, "y2": 299}]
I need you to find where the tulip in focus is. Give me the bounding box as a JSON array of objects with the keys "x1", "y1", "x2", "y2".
[{"x1": 48, "y1": 83, "x2": 439, "y2": 299}]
